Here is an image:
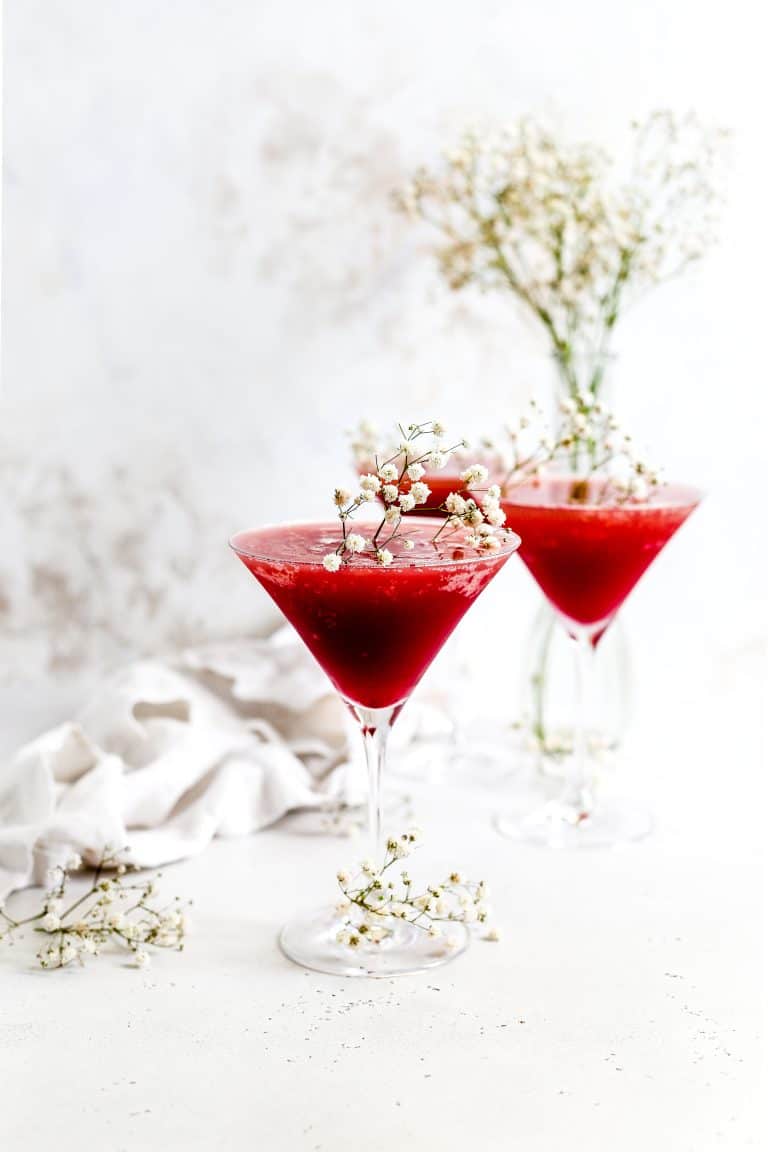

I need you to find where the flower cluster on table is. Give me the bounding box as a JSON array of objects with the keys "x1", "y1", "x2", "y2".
[{"x1": 0, "y1": 849, "x2": 188, "y2": 971}]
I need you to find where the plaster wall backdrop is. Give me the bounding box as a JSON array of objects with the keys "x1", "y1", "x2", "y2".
[{"x1": 0, "y1": 0, "x2": 766, "y2": 726}]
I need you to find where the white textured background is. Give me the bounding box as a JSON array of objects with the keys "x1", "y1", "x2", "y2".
[
  {"x1": 1, "y1": 0, "x2": 765, "y2": 734},
  {"x1": 0, "y1": 8, "x2": 765, "y2": 1147}
]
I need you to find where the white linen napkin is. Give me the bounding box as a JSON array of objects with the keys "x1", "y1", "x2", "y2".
[{"x1": 0, "y1": 629, "x2": 362, "y2": 901}]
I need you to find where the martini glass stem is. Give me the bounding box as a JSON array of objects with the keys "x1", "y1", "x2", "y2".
[
  {"x1": 561, "y1": 628, "x2": 596, "y2": 821},
  {"x1": 349, "y1": 704, "x2": 398, "y2": 860}
]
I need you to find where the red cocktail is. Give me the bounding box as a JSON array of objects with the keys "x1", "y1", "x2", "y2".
[
  {"x1": 231, "y1": 518, "x2": 520, "y2": 974},
  {"x1": 499, "y1": 476, "x2": 701, "y2": 847},
  {"x1": 504, "y1": 477, "x2": 701, "y2": 634},
  {"x1": 233, "y1": 521, "x2": 511, "y2": 709}
]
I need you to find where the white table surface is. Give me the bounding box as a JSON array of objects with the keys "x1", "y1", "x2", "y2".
[{"x1": 0, "y1": 650, "x2": 764, "y2": 1152}]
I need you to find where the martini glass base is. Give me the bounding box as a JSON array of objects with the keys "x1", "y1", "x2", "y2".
[
  {"x1": 495, "y1": 792, "x2": 653, "y2": 849},
  {"x1": 279, "y1": 908, "x2": 469, "y2": 977}
]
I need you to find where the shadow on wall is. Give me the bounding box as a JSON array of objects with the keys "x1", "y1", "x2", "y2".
[{"x1": 0, "y1": 444, "x2": 273, "y2": 677}]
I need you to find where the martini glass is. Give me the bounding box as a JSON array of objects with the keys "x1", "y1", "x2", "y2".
[
  {"x1": 230, "y1": 518, "x2": 520, "y2": 975},
  {"x1": 497, "y1": 476, "x2": 702, "y2": 848}
]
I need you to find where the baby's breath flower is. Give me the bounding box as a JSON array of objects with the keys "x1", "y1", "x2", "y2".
[
  {"x1": 402, "y1": 539, "x2": 415, "y2": 551},
  {"x1": 460, "y1": 464, "x2": 489, "y2": 485},
  {"x1": 333, "y1": 830, "x2": 498, "y2": 950},
  {"x1": 399, "y1": 113, "x2": 724, "y2": 411},
  {"x1": 630, "y1": 475, "x2": 649, "y2": 501},
  {"x1": 132, "y1": 949, "x2": 150, "y2": 970},
  {"x1": 323, "y1": 552, "x2": 342, "y2": 572},
  {"x1": 445, "y1": 492, "x2": 467, "y2": 515},
  {"x1": 1, "y1": 848, "x2": 189, "y2": 972},
  {"x1": 386, "y1": 836, "x2": 410, "y2": 860},
  {"x1": 330, "y1": 420, "x2": 509, "y2": 571},
  {"x1": 60, "y1": 942, "x2": 78, "y2": 966},
  {"x1": 333, "y1": 487, "x2": 351, "y2": 507},
  {"x1": 480, "y1": 393, "x2": 659, "y2": 506}
]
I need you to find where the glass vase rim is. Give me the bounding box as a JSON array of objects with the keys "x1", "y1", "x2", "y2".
[{"x1": 229, "y1": 518, "x2": 522, "y2": 569}]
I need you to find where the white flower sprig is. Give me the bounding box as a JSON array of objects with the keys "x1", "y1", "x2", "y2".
[
  {"x1": 334, "y1": 829, "x2": 499, "y2": 948},
  {"x1": 396, "y1": 111, "x2": 725, "y2": 405},
  {"x1": 477, "y1": 396, "x2": 659, "y2": 505},
  {"x1": 325, "y1": 420, "x2": 509, "y2": 571},
  {"x1": 0, "y1": 849, "x2": 189, "y2": 970},
  {"x1": 554, "y1": 394, "x2": 660, "y2": 502}
]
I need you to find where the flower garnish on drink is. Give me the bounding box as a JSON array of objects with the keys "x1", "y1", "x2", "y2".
[
  {"x1": 230, "y1": 420, "x2": 520, "y2": 976},
  {"x1": 328, "y1": 420, "x2": 510, "y2": 570}
]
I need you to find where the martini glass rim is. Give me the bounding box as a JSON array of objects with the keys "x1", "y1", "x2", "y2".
[
  {"x1": 229, "y1": 517, "x2": 521, "y2": 569},
  {"x1": 500, "y1": 476, "x2": 704, "y2": 513}
]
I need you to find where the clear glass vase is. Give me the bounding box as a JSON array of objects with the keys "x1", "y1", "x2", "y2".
[
  {"x1": 518, "y1": 349, "x2": 633, "y2": 768},
  {"x1": 522, "y1": 600, "x2": 632, "y2": 772}
]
